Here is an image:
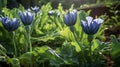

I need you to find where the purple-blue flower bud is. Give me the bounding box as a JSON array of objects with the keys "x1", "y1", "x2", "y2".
[
  {"x1": 31, "y1": 6, "x2": 40, "y2": 13},
  {"x1": 19, "y1": 11, "x2": 34, "y2": 26},
  {"x1": 48, "y1": 10, "x2": 55, "y2": 16},
  {"x1": 64, "y1": 10, "x2": 77, "y2": 26},
  {"x1": 0, "y1": 17, "x2": 19, "y2": 31}
]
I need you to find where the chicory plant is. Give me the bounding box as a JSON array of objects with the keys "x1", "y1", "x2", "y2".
[
  {"x1": 0, "y1": 17, "x2": 20, "y2": 57},
  {"x1": 19, "y1": 11, "x2": 34, "y2": 52},
  {"x1": 31, "y1": 6, "x2": 40, "y2": 13}
]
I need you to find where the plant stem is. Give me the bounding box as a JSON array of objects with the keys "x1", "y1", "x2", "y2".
[
  {"x1": 43, "y1": 62, "x2": 44, "y2": 67},
  {"x1": 31, "y1": 14, "x2": 38, "y2": 33},
  {"x1": 25, "y1": 26, "x2": 32, "y2": 52},
  {"x1": 25, "y1": 27, "x2": 28, "y2": 52},
  {"x1": 12, "y1": 32, "x2": 17, "y2": 57},
  {"x1": 89, "y1": 42, "x2": 92, "y2": 56},
  {"x1": 73, "y1": 31, "x2": 86, "y2": 63},
  {"x1": 69, "y1": 26, "x2": 86, "y2": 64},
  {"x1": 88, "y1": 35, "x2": 93, "y2": 62},
  {"x1": 0, "y1": 50, "x2": 7, "y2": 56},
  {"x1": 88, "y1": 35, "x2": 93, "y2": 55}
]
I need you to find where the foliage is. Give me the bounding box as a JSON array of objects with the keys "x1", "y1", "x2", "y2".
[
  {"x1": 0, "y1": 0, "x2": 7, "y2": 14},
  {"x1": 0, "y1": 2, "x2": 120, "y2": 67}
]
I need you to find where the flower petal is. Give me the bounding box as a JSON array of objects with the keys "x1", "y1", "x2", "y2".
[
  {"x1": 86, "y1": 16, "x2": 93, "y2": 26},
  {"x1": 93, "y1": 18, "x2": 103, "y2": 24},
  {"x1": 81, "y1": 20, "x2": 90, "y2": 34},
  {"x1": 64, "y1": 15, "x2": 69, "y2": 26}
]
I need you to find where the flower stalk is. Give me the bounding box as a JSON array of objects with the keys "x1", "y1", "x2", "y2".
[
  {"x1": 88, "y1": 35, "x2": 93, "y2": 62},
  {"x1": 19, "y1": 11, "x2": 34, "y2": 52},
  {"x1": 69, "y1": 26, "x2": 87, "y2": 64},
  {"x1": 81, "y1": 16, "x2": 103, "y2": 63},
  {"x1": 31, "y1": 6, "x2": 40, "y2": 13},
  {"x1": 25, "y1": 26, "x2": 32, "y2": 52},
  {"x1": 0, "y1": 17, "x2": 19, "y2": 57},
  {"x1": 88, "y1": 35, "x2": 93, "y2": 54},
  {"x1": 11, "y1": 32, "x2": 17, "y2": 57}
]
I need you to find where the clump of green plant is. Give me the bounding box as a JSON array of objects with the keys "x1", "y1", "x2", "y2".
[{"x1": 0, "y1": 2, "x2": 120, "y2": 67}]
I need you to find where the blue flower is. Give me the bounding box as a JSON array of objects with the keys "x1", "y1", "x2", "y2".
[
  {"x1": 31, "y1": 6, "x2": 40, "y2": 13},
  {"x1": 64, "y1": 10, "x2": 77, "y2": 26},
  {"x1": 0, "y1": 18, "x2": 1, "y2": 21},
  {"x1": 0, "y1": 17, "x2": 19, "y2": 31},
  {"x1": 48, "y1": 10, "x2": 55, "y2": 16},
  {"x1": 81, "y1": 16, "x2": 103, "y2": 35},
  {"x1": 19, "y1": 11, "x2": 34, "y2": 26}
]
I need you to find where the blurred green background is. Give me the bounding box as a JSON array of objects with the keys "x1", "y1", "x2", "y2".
[
  {"x1": 0, "y1": 0, "x2": 120, "y2": 67},
  {"x1": 1, "y1": 0, "x2": 119, "y2": 9}
]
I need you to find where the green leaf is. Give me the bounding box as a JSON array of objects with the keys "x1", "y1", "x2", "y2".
[
  {"x1": 0, "y1": 44, "x2": 7, "y2": 56},
  {"x1": 56, "y1": 42, "x2": 79, "y2": 65},
  {"x1": 91, "y1": 40, "x2": 99, "y2": 51},
  {"x1": 0, "y1": 44, "x2": 6, "y2": 53},
  {"x1": 110, "y1": 35, "x2": 120, "y2": 45},
  {"x1": 19, "y1": 52, "x2": 33, "y2": 65},
  {"x1": 110, "y1": 35, "x2": 120, "y2": 59},
  {"x1": 79, "y1": 10, "x2": 87, "y2": 21},
  {"x1": 32, "y1": 46, "x2": 48, "y2": 56},
  {"x1": 11, "y1": 58, "x2": 20, "y2": 67}
]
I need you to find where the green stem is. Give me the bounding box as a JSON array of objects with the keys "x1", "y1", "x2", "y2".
[
  {"x1": 12, "y1": 32, "x2": 17, "y2": 57},
  {"x1": 89, "y1": 42, "x2": 92, "y2": 56},
  {"x1": 53, "y1": 16, "x2": 59, "y2": 28},
  {"x1": 0, "y1": 50, "x2": 7, "y2": 56},
  {"x1": 28, "y1": 27, "x2": 32, "y2": 52},
  {"x1": 73, "y1": 31, "x2": 86, "y2": 63},
  {"x1": 69, "y1": 26, "x2": 86, "y2": 64},
  {"x1": 54, "y1": 16, "x2": 63, "y2": 30},
  {"x1": 94, "y1": 53, "x2": 99, "y2": 62},
  {"x1": 24, "y1": 27, "x2": 28, "y2": 52},
  {"x1": 58, "y1": 16, "x2": 65, "y2": 30},
  {"x1": 88, "y1": 35, "x2": 94, "y2": 62},
  {"x1": 43, "y1": 62, "x2": 44, "y2": 67},
  {"x1": 25, "y1": 26, "x2": 32, "y2": 52},
  {"x1": 89, "y1": 41, "x2": 92, "y2": 61},
  {"x1": 31, "y1": 14, "x2": 38, "y2": 33},
  {"x1": 88, "y1": 35, "x2": 93, "y2": 55}
]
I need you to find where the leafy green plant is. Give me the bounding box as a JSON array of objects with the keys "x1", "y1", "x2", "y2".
[
  {"x1": 0, "y1": 0, "x2": 7, "y2": 14},
  {"x1": 0, "y1": 2, "x2": 120, "y2": 67}
]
